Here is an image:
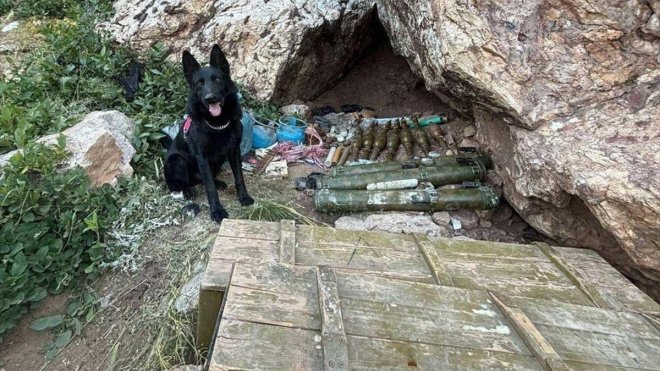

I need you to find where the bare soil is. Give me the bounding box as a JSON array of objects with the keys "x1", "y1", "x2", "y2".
[{"x1": 309, "y1": 42, "x2": 451, "y2": 118}]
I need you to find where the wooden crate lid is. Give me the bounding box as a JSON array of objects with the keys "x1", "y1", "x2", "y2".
[
  {"x1": 202, "y1": 219, "x2": 659, "y2": 315},
  {"x1": 209, "y1": 262, "x2": 660, "y2": 370}
]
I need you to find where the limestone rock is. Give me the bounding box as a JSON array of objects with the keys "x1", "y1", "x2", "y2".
[
  {"x1": 280, "y1": 103, "x2": 311, "y2": 119},
  {"x1": 101, "y1": 0, "x2": 377, "y2": 103},
  {"x1": 450, "y1": 210, "x2": 479, "y2": 230},
  {"x1": 377, "y1": 0, "x2": 660, "y2": 292},
  {"x1": 0, "y1": 111, "x2": 135, "y2": 187},
  {"x1": 174, "y1": 272, "x2": 203, "y2": 314},
  {"x1": 432, "y1": 211, "x2": 451, "y2": 226},
  {"x1": 462, "y1": 125, "x2": 477, "y2": 138},
  {"x1": 334, "y1": 216, "x2": 368, "y2": 231},
  {"x1": 364, "y1": 212, "x2": 449, "y2": 237}
]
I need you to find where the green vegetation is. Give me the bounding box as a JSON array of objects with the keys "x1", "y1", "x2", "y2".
[
  {"x1": 0, "y1": 139, "x2": 120, "y2": 339},
  {"x1": 0, "y1": 0, "x2": 304, "y2": 366},
  {"x1": 0, "y1": 0, "x2": 188, "y2": 345}
]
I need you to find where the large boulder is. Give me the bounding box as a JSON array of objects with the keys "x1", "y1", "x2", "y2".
[
  {"x1": 101, "y1": 0, "x2": 377, "y2": 102},
  {"x1": 0, "y1": 111, "x2": 136, "y2": 186},
  {"x1": 376, "y1": 0, "x2": 660, "y2": 292}
]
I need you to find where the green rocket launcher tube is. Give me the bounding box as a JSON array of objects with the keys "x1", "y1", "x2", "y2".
[
  {"x1": 315, "y1": 186, "x2": 499, "y2": 212},
  {"x1": 317, "y1": 160, "x2": 486, "y2": 190},
  {"x1": 330, "y1": 149, "x2": 491, "y2": 177}
]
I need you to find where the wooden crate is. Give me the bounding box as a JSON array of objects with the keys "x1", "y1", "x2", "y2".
[
  {"x1": 197, "y1": 219, "x2": 659, "y2": 350},
  {"x1": 208, "y1": 262, "x2": 660, "y2": 370}
]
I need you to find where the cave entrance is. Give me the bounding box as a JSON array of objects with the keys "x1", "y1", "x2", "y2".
[{"x1": 309, "y1": 20, "x2": 451, "y2": 117}]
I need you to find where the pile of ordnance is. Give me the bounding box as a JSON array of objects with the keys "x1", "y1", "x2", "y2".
[
  {"x1": 326, "y1": 116, "x2": 450, "y2": 167},
  {"x1": 297, "y1": 148, "x2": 500, "y2": 213}
]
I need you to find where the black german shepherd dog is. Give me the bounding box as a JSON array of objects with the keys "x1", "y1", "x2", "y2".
[{"x1": 163, "y1": 45, "x2": 254, "y2": 222}]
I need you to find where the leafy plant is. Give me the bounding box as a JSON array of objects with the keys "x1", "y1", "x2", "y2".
[{"x1": 0, "y1": 140, "x2": 120, "y2": 338}]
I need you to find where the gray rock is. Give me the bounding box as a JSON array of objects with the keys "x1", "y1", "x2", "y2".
[
  {"x1": 334, "y1": 216, "x2": 368, "y2": 231},
  {"x1": 459, "y1": 138, "x2": 479, "y2": 149},
  {"x1": 364, "y1": 212, "x2": 449, "y2": 237},
  {"x1": 449, "y1": 218, "x2": 462, "y2": 230},
  {"x1": 174, "y1": 272, "x2": 203, "y2": 314},
  {"x1": 450, "y1": 210, "x2": 479, "y2": 230},
  {"x1": 0, "y1": 110, "x2": 135, "y2": 187},
  {"x1": 480, "y1": 220, "x2": 493, "y2": 229},
  {"x1": 432, "y1": 211, "x2": 451, "y2": 226},
  {"x1": 101, "y1": 0, "x2": 377, "y2": 103},
  {"x1": 377, "y1": 0, "x2": 660, "y2": 289},
  {"x1": 280, "y1": 104, "x2": 310, "y2": 119},
  {"x1": 462, "y1": 125, "x2": 477, "y2": 138}
]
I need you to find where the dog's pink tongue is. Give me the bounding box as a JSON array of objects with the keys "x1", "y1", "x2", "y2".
[{"x1": 209, "y1": 103, "x2": 222, "y2": 117}]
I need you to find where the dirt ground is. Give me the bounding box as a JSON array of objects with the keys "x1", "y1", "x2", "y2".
[{"x1": 309, "y1": 38, "x2": 451, "y2": 118}]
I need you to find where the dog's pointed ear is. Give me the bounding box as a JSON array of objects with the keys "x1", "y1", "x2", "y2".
[
  {"x1": 209, "y1": 44, "x2": 230, "y2": 76},
  {"x1": 182, "y1": 50, "x2": 201, "y2": 85}
]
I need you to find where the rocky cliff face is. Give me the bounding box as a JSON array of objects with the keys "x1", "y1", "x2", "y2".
[
  {"x1": 103, "y1": 0, "x2": 660, "y2": 293},
  {"x1": 101, "y1": 0, "x2": 376, "y2": 102},
  {"x1": 376, "y1": 0, "x2": 660, "y2": 291}
]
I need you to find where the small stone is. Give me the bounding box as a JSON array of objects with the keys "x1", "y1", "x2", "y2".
[
  {"x1": 459, "y1": 138, "x2": 479, "y2": 148},
  {"x1": 445, "y1": 150, "x2": 456, "y2": 156},
  {"x1": 174, "y1": 272, "x2": 204, "y2": 314},
  {"x1": 171, "y1": 365, "x2": 202, "y2": 371},
  {"x1": 480, "y1": 220, "x2": 492, "y2": 228},
  {"x1": 450, "y1": 218, "x2": 462, "y2": 230},
  {"x1": 334, "y1": 216, "x2": 367, "y2": 231},
  {"x1": 463, "y1": 125, "x2": 477, "y2": 138},
  {"x1": 450, "y1": 210, "x2": 479, "y2": 230},
  {"x1": 432, "y1": 211, "x2": 451, "y2": 226},
  {"x1": 2, "y1": 21, "x2": 20, "y2": 33},
  {"x1": 280, "y1": 104, "x2": 310, "y2": 118}
]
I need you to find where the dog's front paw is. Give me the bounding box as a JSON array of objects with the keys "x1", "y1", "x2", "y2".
[
  {"x1": 210, "y1": 208, "x2": 229, "y2": 223},
  {"x1": 239, "y1": 195, "x2": 255, "y2": 206}
]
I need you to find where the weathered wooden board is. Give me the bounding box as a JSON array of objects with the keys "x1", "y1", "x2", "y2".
[
  {"x1": 208, "y1": 263, "x2": 543, "y2": 370},
  {"x1": 500, "y1": 295, "x2": 660, "y2": 370},
  {"x1": 199, "y1": 219, "x2": 659, "y2": 351},
  {"x1": 419, "y1": 237, "x2": 594, "y2": 306},
  {"x1": 540, "y1": 243, "x2": 660, "y2": 314},
  {"x1": 209, "y1": 262, "x2": 660, "y2": 370}
]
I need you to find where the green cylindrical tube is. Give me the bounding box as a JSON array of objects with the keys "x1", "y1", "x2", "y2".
[
  {"x1": 315, "y1": 187, "x2": 499, "y2": 212},
  {"x1": 329, "y1": 150, "x2": 490, "y2": 177},
  {"x1": 318, "y1": 161, "x2": 486, "y2": 190}
]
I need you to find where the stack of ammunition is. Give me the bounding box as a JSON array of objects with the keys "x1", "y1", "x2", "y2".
[
  {"x1": 337, "y1": 116, "x2": 449, "y2": 164},
  {"x1": 297, "y1": 148, "x2": 500, "y2": 213}
]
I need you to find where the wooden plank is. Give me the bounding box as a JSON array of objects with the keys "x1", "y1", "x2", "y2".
[
  {"x1": 335, "y1": 273, "x2": 530, "y2": 356},
  {"x1": 347, "y1": 335, "x2": 544, "y2": 370},
  {"x1": 441, "y1": 260, "x2": 592, "y2": 306},
  {"x1": 209, "y1": 319, "x2": 323, "y2": 371},
  {"x1": 543, "y1": 244, "x2": 660, "y2": 314},
  {"x1": 331, "y1": 267, "x2": 435, "y2": 284},
  {"x1": 505, "y1": 296, "x2": 660, "y2": 340},
  {"x1": 222, "y1": 285, "x2": 320, "y2": 331},
  {"x1": 279, "y1": 219, "x2": 296, "y2": 265},
  {"x1": 506, "y1": 295, "x2": 660, "y2": 369},
  {"x1": 296, "y1": 225, "x2": 420, "y2": 252},
  {"x1": 295, "y1": 244, "x2": 432, "y2": 277},
  {"x1": 427, "y1": 240, "x2": 592, "y2": 306},
  {"x1": 536, "y1": 323, "x2": 660, "y2": 369},
  {"x1": 430, "y1": 238, "x2": 551, "y2": 260},
  {"x1": 316, "y1": 267, "x2": 349, "y2": 370},
  {"x1": 217, "y1": 218, "x2": 281, "y2": 240},
  {"x1": 489, "y1": 293, "x2": 569, "y2": 371},
  {"x1": 416, "y1": 235, "x2": 454, "y2": 286},
  {"x1": 229, "y1": 261, "x2": 317, "y2": 298}
]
